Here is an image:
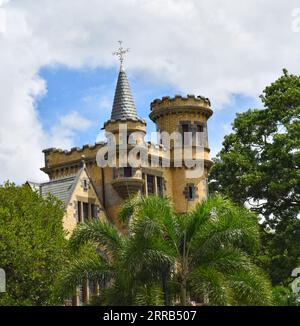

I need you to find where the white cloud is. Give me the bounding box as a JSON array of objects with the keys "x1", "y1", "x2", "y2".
[
  {"x1": 1, "y1": 0, "x2": 300, "y2": 182},
  {"x1": 49, "y1": 111, "x2": 92, "y2": 150}
]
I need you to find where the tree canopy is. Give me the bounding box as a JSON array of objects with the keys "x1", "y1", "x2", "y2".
[
  {"x1": 210, "y1": 69, "x2": 299, "y2": 227},
  {"x1": 0, "y1": 183, "x2": 68, "y2": 306},
  {"x1": 209, "y1": 70, "x2": 300, "y2": 287}
]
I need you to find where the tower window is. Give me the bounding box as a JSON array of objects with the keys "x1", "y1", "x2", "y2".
[
  {"x1": 197, "y1": 125, "x2": 204, "y2": 133},
  {"x1": 196, "y1": 124, "x2": 204, "y2": 146},
  {"x1": 188, "y1": 186, "x2": 194, "y2": 200},
  {"x1": 183, "y1": 184, "x2": 199, "y2": 201},
  {"x1": 181, "y1": 124, "x2": 191, "y2": 146}
]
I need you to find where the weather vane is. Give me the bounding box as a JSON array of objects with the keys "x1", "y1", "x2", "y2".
[{"x1": 113, "y1": 41, "x2": 130, "y2": 66}]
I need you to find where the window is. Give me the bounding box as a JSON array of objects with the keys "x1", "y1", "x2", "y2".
[
  {"x1": 147, "y1": 175, "x2": 155, "y2": 195},
  {"x1": 83, "y1": 180, "x2": 88, "y2": 190},
  {"x1": 182, "y1": 124, "x2": 191, "y2": 146},
  {"x1": 83, "y1": 202, "x2": 89, "y2": 221},
  {"x1": 188, "y1": 186, "x2": 194, "y2": 200},
  {"x1": 184, "y1": 184, "x2": 198, "y2": 201},
  {"x1": 197, "y1": 125, "x2": 204, "y2": 133},
  {"x1": 124, "y1": 167, "x2": 133, "y2": 178},
  {"x1": 157, "y1": 176, "x2": 164, "y2": 197},
  {"x1": 78, "y1": 201, "x2": 98, "y2": 222},
  {"x1": 82, "y1": 179, "x2": 90, "y2": 191},
  {"x1": 142, "y1": 173, "x2": 146, "y2": 195},
  {"x1": 77, "y1": 202, "x2": 82, "y2": 223},
  {"x1": 196, "y1": 125, "x2": 204, "y2": 146}
]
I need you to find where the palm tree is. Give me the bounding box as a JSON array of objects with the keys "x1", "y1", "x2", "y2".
[{"x1": 61, "y1": 196, "x2": 273, "y2": 306}]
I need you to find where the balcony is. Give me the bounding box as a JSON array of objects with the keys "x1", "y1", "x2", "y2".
[{"x1": 111, "y1": 168, "x2": 144, "y2": 199}]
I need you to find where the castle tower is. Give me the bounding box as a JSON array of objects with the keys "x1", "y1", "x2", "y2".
[
  {"x1": 103, "y1": 43, "x2": 146, "y2": 205},
  {"x1": 150, "y1": 95, "x2": 213, "y2": 213}
]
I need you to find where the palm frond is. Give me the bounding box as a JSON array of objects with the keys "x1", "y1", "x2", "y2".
[
  {"x1": 228, "y1": 267, "x2": 273, "y2": 306},
  {"x1": 60, "y1": 254, "x2": 113, "y2": 298},
  {"x1": 194, "y1": 246, "x2": 254, "y2": 273},
  {"x1": 190, "y1": 198, "x2": 259, "y2": 258},
  {"x1": 134, "y1": 284, "x2": 164, "y2": 306},
  {"x1": 188, "y1": 266, "x2": 233, "y2": 306},
  {"x1": 69, "y1": 220, "x2": 123, "y2": 256}
]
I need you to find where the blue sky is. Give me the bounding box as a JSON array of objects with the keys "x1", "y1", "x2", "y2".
[
  {"x1": 37, "y1": 65, "x2": 261, "y2": 158},
  {"x1": 1, "y1": 0, "x2": 298, "y2": 183}
]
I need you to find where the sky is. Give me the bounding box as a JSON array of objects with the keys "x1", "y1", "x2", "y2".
[{"x1": 0, "y1": 0, "x2": 300, "y2": 183}]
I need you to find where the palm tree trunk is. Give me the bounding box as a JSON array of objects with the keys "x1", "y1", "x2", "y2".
[
  {"x1": 162, "y1": 271, "x2": 170, "y2": 306},
  {"x1": 180, "y1": 231, "x2": 188, "y2": 306},
  {"x1": 180, "y1": 276, "x2": 187, "y2": 306}
]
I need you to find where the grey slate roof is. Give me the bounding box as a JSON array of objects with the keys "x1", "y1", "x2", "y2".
[
  {"x1": 39, "y1": 176, "x2": 76, "y2": 204},
  {"x1": 111, "y1": 67, "x2": 138, "y2": 120},
  {"x1": 28, "y1": 175, "x2": 77, "y2": 205}
]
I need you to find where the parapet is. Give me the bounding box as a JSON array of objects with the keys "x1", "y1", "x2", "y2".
[
  {"x1": 150, "y1": 95, "x2": 213, "y2": 122},
  {"x1": 42, "y1": 142, "x2": 105, "y2": 156}
]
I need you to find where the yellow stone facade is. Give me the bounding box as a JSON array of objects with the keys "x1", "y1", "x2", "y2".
[
  {"x1": 41, "y1": 94, "x2": 213, "y2": 227},
  {"x1": 63, "y1": 167, "x2": 107, "y2": 236}
]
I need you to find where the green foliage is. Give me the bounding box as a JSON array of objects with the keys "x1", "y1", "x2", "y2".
[
  {"x1": 209, "y1": 70, "x2": 300, "y2": 286},
  {"x1": 210, "y1": 69, "x2": 299, "y2": 225},
  {"x1": 272, "y1": 285, "x2": 300, "y2": 306},
  {"x1": 61, "y1": 195, "x2": 272, "y2": 306},
  {"x1": 0, "y1": 182, "x2": 68, "y2": 306}
]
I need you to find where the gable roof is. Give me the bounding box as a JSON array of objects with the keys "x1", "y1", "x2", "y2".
[
  {"x1": 28, "y1": 175, "x2": 77, "y2": 205},
  {"x1": 28, "y1": 164, "x2": 84, "y2": 204},
  {"x1": 28, "y1": 164, "x2": 105, "y2": 211}
]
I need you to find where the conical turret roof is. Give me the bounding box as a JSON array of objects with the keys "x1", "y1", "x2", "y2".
[{"x1": 111, "y1": 66, "x2": 138, "y2": 120}]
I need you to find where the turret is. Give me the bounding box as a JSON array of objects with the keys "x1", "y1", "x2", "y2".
[
  {"x1": 103, "y1": 43, "x2": 146, "y2": 199},
  {"x1": 150, "y1": 95, "x2": 213, "y2": 213}
]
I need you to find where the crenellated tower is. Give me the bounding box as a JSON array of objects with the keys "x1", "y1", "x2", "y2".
[{"x1": 150, "y1": 95, "x2": 213, "y2": 213}]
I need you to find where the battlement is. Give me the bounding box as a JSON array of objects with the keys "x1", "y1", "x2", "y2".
[
  {"x1": 42, "y1": 142, "x2": 106, "y2": 178},
  {"x1": 151, "y1": 94, "x2": 211, "y2": 109},
  {"x1": 150, "y1": 94, "x2": 213, "y2": 123},
  {"x1": 43, "y1": 142, "x2": 105, "y2": 156}
]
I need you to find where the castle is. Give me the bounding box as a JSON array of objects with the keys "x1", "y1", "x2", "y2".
[{"x1": 30, "y1": 46, "x2": 213, "y2": 238}]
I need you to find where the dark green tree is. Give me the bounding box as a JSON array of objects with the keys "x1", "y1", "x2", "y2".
[
  {"x1": 209, "y1": 70, "x2": 300, "y2": 286},
  {"x1": 0, "y1": 182, "x2": 68, "y2": 306}
]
